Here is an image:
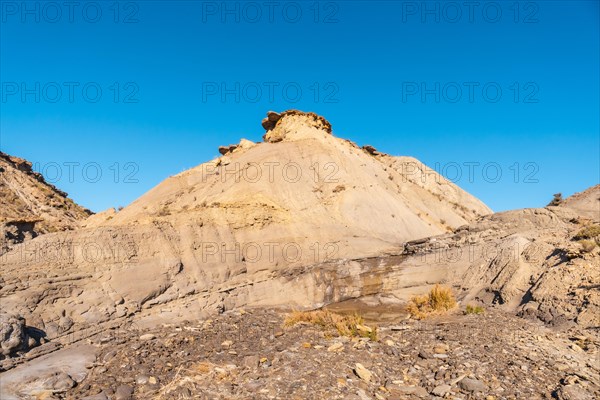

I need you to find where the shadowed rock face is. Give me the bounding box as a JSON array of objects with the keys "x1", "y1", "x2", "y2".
[{"x1": 1, "y1": 221, "x2": 38, "y2": 251}]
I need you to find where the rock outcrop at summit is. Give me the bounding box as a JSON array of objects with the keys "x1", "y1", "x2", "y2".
[{"x1": 262, "y1": 110, "x2": 333, "y2": 142}]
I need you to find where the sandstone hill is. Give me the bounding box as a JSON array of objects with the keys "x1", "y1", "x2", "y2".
[
  {"x1": 0, "y1": 152, "x2": 91, "y2": 253},
  {"x1": 106, "y1": 110, "x2": 490, "y2": 240},
  {"x1": 0, "y1": 110, "x2": 489, "y2": 363}
]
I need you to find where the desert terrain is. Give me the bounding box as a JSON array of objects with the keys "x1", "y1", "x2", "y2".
[{"x1": 1, "y1": 111, "x2": 598, "y2": 399}]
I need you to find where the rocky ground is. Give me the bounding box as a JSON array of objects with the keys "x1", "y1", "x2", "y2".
[{"x1": 5, "y1": 307, "x2": 597, "y2": 400}]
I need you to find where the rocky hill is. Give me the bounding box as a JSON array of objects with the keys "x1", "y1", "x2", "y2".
[
  {"x1": 0, "y1": 152, "x2": 91, "y2": 252},
  {"x1": 0, "y1": 110, "x2": 490, "y2": 363}
]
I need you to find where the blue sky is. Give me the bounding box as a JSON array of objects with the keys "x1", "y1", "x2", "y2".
[{"x1": 1, "y1": 0, "x2": 598, "y2": 213}]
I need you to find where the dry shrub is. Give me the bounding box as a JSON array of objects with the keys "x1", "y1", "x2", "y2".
[
  {"x1": 284, "y1": 309, "x2": 377, "y2": 341},
  {"x1": 465, "y1": 304, "x2": 485, "y2": 315},
  {"x1": 407, "y1": 284, "x2": 457, "y2": 319},
  {"x1": 547, "y1": 193, "x2": 563, "y2": 206},
  {"x1": 579, "y1": 239, "x2": 597, "y2": 253},
  {"x1": 193, "y1": 362, "x2": 212, "y2": 374},
  {"x1": 574, "y1": 225, "x2": 600, "y2": 241}
]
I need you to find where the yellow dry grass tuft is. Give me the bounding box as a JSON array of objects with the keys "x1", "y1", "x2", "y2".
[
  {"x1": 284, "y1": 309, "x2": 377, "y2": 341},
  {"x1": 465, "y1": 304, "x2": 485, "y2": 315},
  {"x1": 407, "y1": 284, "x2": 457, "y2": 319},
  {"x1": 192, "y1": 362, "x2": 212, "y2": 374}
]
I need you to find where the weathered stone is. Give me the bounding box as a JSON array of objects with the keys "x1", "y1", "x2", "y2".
[
  {"x1": 327, "y1": 342, "x2": 344, "y2": 352},
  {"x1": 458, "y1": 377, "x2": 487, "y2": 393},
  {"x1": 114, "y1": 384, "x2": 133, "y2": 400},
  {"x1": 432, "y1": 384, "x2": 452, "y2": 396},
  {"x1": 218, "y1": 144, "x2": 238, "y2": 155},
  {"x1": 267, "y1": 111, "x2": 281, "y2": 122},
  {"x1": 354, "y1": 363, "x2": 373, "y2": 382},
  {"x1": 0, "y1": 313, "x2": 26, "y2": 358},
  {"x1": 387, "y1": 384, "x2": 429, "y2": 398},
  {"x1": 262, "y1": 118, "x2": 276, "y2": 131},
  {"x1": 243, "y1": 355, "x2": 260, "y2": 369}
]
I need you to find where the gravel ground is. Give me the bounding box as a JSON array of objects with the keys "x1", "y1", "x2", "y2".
[{"x1": 45, "y1": 308, "x2": 600, "y2": 400}]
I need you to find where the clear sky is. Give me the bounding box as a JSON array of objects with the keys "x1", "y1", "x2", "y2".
[{"x1": 1, "y1": 0, "x2": 598, "y2": 213}]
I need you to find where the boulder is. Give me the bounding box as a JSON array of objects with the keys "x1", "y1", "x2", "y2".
[
  {"x1": 267, "y1": 111, "x2": 281, "y2": 122},
  {"x1": 115, "y1": 384, "x2": 134, "y2": 400},
  {"x1": 354, "y1": 363, "x2": 373, "y2": 382},
  {"x1": 218, "y1": 144, "x2": 239, "y2": 155},
  {"x1": 0, "y1": 313, "x2": 27, "y2": 358},
  {"x1": 458, "y1": 377, "x2": 487, "y2": 393},
  {"x1": 237, "y1": 139, "x2": 256, "y2": 150},
  {"x1": 262, "y1": 118, "x2": 276, "y2": 131}
]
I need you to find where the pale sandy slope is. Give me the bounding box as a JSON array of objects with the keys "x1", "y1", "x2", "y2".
[
  {"x1": 104, "y1": 110, "x2": 490, "y2": 253},
  {"x1": 560, "y1": 184, "x2": 600, "y2": 221}
]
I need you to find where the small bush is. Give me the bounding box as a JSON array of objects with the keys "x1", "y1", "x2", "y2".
[
  {"x1": 407, "y1": 284, "x2": 457, "y2": 319},
  {"x1": 547, "y1": 193, "x2": 563, "y2": 207},
  {"x1": 284, "y1": 310, "x2": 377, "y2": 341},
  {"x1": 573, "y1": 225, "x2": 600, "y2": 240},
  {"x1": 579, "y1": 239, "x2": 597, "y2": 253},
  {"x1": 465, "y1": 304, "x2": 485, "y2": 315}
]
